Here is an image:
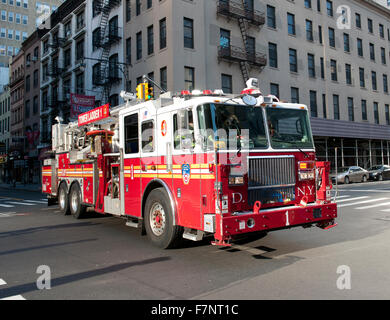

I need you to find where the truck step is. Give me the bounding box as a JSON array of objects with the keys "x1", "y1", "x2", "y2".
[
  {"x1": 183, "y1": 229, "x2": 204, "y2": 242},
  {"x1": 125, "y1": 220, "x2": 141, "y2": 228}
]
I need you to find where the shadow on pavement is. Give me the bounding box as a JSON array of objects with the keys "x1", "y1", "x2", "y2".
[
  {"x1": 0, "y1": 238, "x2": 98, "y2": 256},
  {"x1": 0, "y1": 256, "x2": 171, "y2": 299},
  {"x1": 0, "y1": 222, "x2": 101, "y2": 238}
]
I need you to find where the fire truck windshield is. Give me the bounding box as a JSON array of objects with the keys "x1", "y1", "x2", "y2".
[
  {"x1": 197, "y1": 103, "x2": 268, "y2": 150},
  {"x1": 266, "y1": 107, "x2": 314, "y2": 150}
]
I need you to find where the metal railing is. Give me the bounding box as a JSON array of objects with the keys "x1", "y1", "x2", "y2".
[
  {"x1": 217, "y1": 0, "x2": 265, "y2": 26},
  {"x1": 218, "y1": 45, "x2": 267, "y2": 67}
]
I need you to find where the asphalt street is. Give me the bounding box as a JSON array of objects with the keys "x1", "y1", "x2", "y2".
[{"x1": 0, "y1": 181, "x2": 390, "y2": 300}]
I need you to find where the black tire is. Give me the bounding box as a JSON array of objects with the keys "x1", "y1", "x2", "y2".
[
  {"x1": 362, "y1": 175, "x2": 367, "y2": 183},
  {"x1": 58, "y1": 183, "x2": 70, "y2": 215},
  {"x1": 344, "y1": 176, "x2": 350, "y2": 184},
  {"x1": 69, "y1": 183, "x2": 86, "y2": 219},
  {"x1": 144, "y1": 188, "x2": 183, "y2": 249}
]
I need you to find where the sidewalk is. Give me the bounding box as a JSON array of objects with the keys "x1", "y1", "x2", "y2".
[{"x1": 0, "y1": 182, "x2": 42, "y2": 193}]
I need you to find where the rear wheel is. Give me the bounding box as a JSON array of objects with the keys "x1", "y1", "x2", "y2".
[
  {"x1": 58, "y1": 183, "x2": 70, "y2": 215},
  {"x1": 69, "y1": 183, "x2": 86, "y2": 219},
  {"x1": 379, "y1": 174, "x2": 383, "y2": 181},
  {"x1": 144, "y1": 188, "x2": 183, "y2": 249},
  {"x1": 362, "y1": 175, "x2": 368, "y2": 182},
  {"x1": 344, "y1": 176, "x2": 350, "y2": 184}
]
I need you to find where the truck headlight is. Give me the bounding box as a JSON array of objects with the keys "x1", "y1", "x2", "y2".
[{"x1": 229, "y1": 176, "x2": 244, "y2": 186}]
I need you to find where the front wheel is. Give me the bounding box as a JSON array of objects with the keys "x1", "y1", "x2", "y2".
[
  {"x1": 69, "y1": 183, "x2": 86, "y2": 219},
  {"x1": 362, "y1": 175, "x2": 368, "y2": 182},
  {"x1": 144, "y1": 188, "x2": 183, "y2": 249},
  {"x1": 379, "y1": 174, "x2": 383, "y2": 181},
  {"x1": 344, "y1": 176, "x2": 350, "y2": 184}
]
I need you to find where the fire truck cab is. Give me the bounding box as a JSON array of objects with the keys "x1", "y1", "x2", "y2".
[{"x1": 42, "y1": 79, "x2": 337, "y2": 249}]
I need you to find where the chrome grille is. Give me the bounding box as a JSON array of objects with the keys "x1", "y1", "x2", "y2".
[{"x1": 248, "y1": 156, "x2": 296, "y2": 205}]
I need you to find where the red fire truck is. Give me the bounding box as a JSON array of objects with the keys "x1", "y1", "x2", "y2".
[{"x1": 42, "y1": 78, "x2": 337, "y2": 249}]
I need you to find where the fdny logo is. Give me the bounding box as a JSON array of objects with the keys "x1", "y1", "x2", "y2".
[
  {"x1": 161, "y1": 120, "x2": 167, "y2": 136},
  {"x1": 182, "y1": 164, "x2": 191, "y2": 185}
]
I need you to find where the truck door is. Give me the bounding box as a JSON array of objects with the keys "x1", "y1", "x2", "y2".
[
  {"x1": 121, "y1": 111, "x2": 142, "y2": 217},
  {"x1": 171, "y1": 108, "x2": 202, "y2": 229}
]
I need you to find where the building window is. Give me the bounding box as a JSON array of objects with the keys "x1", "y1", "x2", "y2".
[
  {"x1": 330, "y1": 60, "x2": 337, "y2": 81},
  {"x1": 184, "y1": 67, "x2": 195, "y2": 91},
  {"x1": 126, "y1": 0, "x2": 131, "y2": 22},
  {"x1": 310, "y1": 90, "x2": 317, "y2": 117},
  {"x1": 372, "y1": 71, "x2": 377, "y2": 91},
  {"x1": 160, "y1": 18, "x2": 167, "y2": 49},
  {"x1": 160, "y1": 66, "x2": 167, "y2": 91},
  {"x1": 306, "y1": 20, "x2": 313, "y2": 41},
  {"x1": 92, "y1": 28, "x2": 101, "y2": 51},
  {"x1": 136, "y1": 0, "x2": 141, "y2": 16},
  {"x1": 136, "y1": 31, "x2": 142, "y2": 60},
  {"x1": 268, "y1": 42, "x2": 277, "y2": 68},
  {"x1": 356, "y1": 13, "x2": 361, "y2": 28},
  {"x1": 384, "y1": 74, "x2": 388, "y2": 94},
  {"x1": 76, "y1": 11, "x2": 85, "y2": 31},
  {"x1": 184, "y1": 17, "x2": 194, "y2": 49},
  {"x1": 369, "y1": 43, "x2": 375, "y2": 61},
  {"x1": 320, "y1": 57, "x2": 325, "y2": 79},
  {"x1": 368, "y1": 18, "x2": 373, "y2": 33},
  {"x1": 64, "y1": 48, "x2": 71, "y2": 67},
  {"x1": 291, "y1": 87, "x2": 299, "y2": 103},
  {"x1": 287, "y1": 13, "x2": 295, "y2": 35},
  {"x1": 333, "y1": 95, "x2": 340, "y2": 120},
  {"x1": 380, "y1": 24, "x2": 385, "y2": 38},
  {"x1": 147, "y1": 25, "x2": 154, "y2": 55},
  {"x1": 33, "y1": 96, "x2": 38, "y2": 114},
  {"x1": 328, "y1": 27, "x2": 335, "y2": 48},
  {"x1": 76, "y1": 39, "x2": 84, "y2": 62},
  {"x1": 221, "y1": 74, "x2": 232, "y2": 94},
  {"x1": 92, "y1": 63, "x2": 101, "y2": 85},
  {"x1": 126, "y1": 37, "x2": 131, "y2": 64},
  {"x1": 348, "y1": 97, "x2": 354, "y2": 121},
  {"x1": 361, "y1": 100, "x2": 367, "y2": 121},
  {"x1": 33, "y1": 70, "x2": 38, "y2": 87},
  {"x1": 308, "y1": 54, "x2": 315, "y2": 78},
  {"x1": 270, "y1": 83, "x2": 279, "y2": 98},
  {"x1": 25, "y1": 75, "x2": 30, "y2": 92},
  {"x1": 267, "y1": 5, "x2": 276, "y2": 28},
  {"x1": 326, "y1": 0, "x2": 333, "y2": 16},
  {"x1": 25, "y1": 100, "x2": 30, "y2": 119},
  {"x1": 345, "y1": 64, "x2": 352, "y2": 85},
  {"x1": 318, "y1": 25, "x2": 323, "y2": 44},
  {"x1": 357, "y1": 38, "x2": 363, "y2": 57},
  {"x1": 322, "y1": 94, "x2": 327, "y2": 118},
  {"x1": 304, "y1": 0, "x2": 311, "y2": 9},
  {"x1": 343, "y1": 33, "x2": 350, "y2": 52},
  {"x1": 374, "y1": 102, "x2": 379, "y2": 124},
  {"x1": 76, "y1": 73, "x2": 84, "y2": 94},
  {"x1": 386, "y1": 105, "x2": 390, "y2": 125},
  {"x1": 289, "y1": 48, "x2": 297, "y2": 72},
  {"x1": 381, "y1": 47, "x2": 386, "y2": 65},
  {"x1": 359, "y1": 68, "x2": 365, "y2": 88}
]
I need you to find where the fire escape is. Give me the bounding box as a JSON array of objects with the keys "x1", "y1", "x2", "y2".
[
  {"x1": 94, "y1": 0, "x2": 123, "y2": 104},
  {"x1": 217, "y1": 0, "x2": 266, "y2": 83}
]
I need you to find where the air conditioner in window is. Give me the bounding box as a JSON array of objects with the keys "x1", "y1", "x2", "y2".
[{"x1": 31, "y1": 56, "x2": 38, "y2": 62}]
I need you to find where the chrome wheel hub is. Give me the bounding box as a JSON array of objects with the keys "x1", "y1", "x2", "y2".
[{"x1": 150, "y1": 203, "x2": 166, "y2": 237}]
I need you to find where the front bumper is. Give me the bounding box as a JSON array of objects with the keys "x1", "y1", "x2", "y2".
[{"x1": 218, "y1": 202, "x2": 337, "y2": 240}]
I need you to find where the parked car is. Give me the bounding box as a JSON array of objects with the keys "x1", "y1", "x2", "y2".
[
  {"x1": 368, "y1": 165, "x2": 390, "y2": 181},
  {"x1": 331, "y1": 166, "x2": 369, "y2": 184}
]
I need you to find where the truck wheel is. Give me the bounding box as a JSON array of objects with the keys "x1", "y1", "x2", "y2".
[
  {"x1": 144, "y1": 188, "x2": 183, "y2": 249},
  {"x1": 69, "y1": 183, "x2": 86, "y2": 219},
  {"x1": 58, "y1": 183, "x2": 70, "y2": 215}
]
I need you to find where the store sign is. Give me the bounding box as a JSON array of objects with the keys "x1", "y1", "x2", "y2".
[
  {"x1": 78, "y1": 104, "x2": 110, "y2": 127},
  {"x1": 70, "y1": 93, "x2": 95, "y2": 118}
]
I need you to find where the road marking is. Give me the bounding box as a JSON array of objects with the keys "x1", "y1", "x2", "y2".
[
  {"x1": 336, "y1": 196, "x2": 369, "y2": 203},
  {"x1": 338, "y1": 198, "x2": 388, "y2": 208},
  {"x1": 5, "y1": 202, "x2": 35, "y2": 206},
  {"x1": 1, "y1": 295, "x2": 26, "y2": 300},
  {"x1": 335, "y1": 195, "x2": 351, "y2": 199},
  {"x1": 24, "y1": 200, "x2": 47, "y2": 204},
  {"x1": 380, "y1": 209, "x2": 390, "y2": 212},
  {"x1": 356, "y1": 202, "x2": 390, "y2": 210},
  {"x1": 0, "y1": 279, "x2": 6, "y2": 285},
  {"x1": 0, "y1": 212, "x2": 17, "y2": 217},
  {"x1": 337, "y1": 189, "x2": 390, "y2": 192},
  {"x1": 0, "y1": 203, "x2": 14, "y2": 208}
]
